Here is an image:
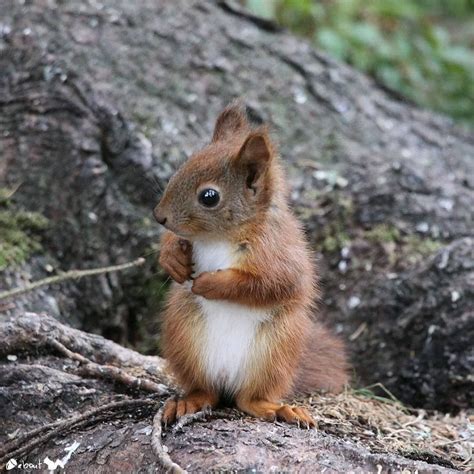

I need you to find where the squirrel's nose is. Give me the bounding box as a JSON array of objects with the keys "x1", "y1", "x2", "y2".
[{"x1": 153, "y1": 208, "x2": 167, "y2": 226}]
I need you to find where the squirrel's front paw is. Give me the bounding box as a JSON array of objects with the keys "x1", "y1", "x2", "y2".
[
  {"x1": 191, "y1": 271, "x2": 222, "y2": 299},
  {"x1": 159, "y1": 238, "x2": 193, "y2": 284}
]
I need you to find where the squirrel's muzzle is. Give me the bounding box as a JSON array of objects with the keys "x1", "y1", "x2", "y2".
[{"x1": 153, "y1": 206, "x2": 167, "y2": 226}]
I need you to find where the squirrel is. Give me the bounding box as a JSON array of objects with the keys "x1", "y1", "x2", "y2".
[{"x1": 154, "y1": 101, "x2": 349, "y2": 428}]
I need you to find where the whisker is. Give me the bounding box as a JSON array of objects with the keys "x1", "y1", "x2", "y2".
[
  {"x1": 142, "y1": 175, "x2": 163, "y2": 196},
  {"x1": 158, "y1": 276, "x2": 171, "y2": 290},
  {"x1": 150, "y1": 174, "x2": 165, "y2": 194}
]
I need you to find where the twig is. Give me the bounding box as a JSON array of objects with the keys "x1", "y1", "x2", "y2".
[
  {"x1": 0, "y1": 257, "x2": 145, "y2": 301},
  {"x1": 0, "y1": 181, "x2": 22, "y2": 200},
  {"x1": 151, "y1": 398, "x2": 186, "y2": 474},
  {"x1": 171, "y1": 409, "x2": 210, "y2": 434},
  {"x1": 349, "y1": 322, "x2": 367, "y2": 341},
  {"x1": 0, "y1": 399, "x2": 158, "y2": 465},
  {"x1": 169, "y1": 408, "x2": 238, "y2": 434},
  {"x1": 48, "y1": 338, "x2": 168, "y2": 395}
]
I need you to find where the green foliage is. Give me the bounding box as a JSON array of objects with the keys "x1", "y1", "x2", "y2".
[
  {"x1": 0, "y1": 189, "x2": 49, "y2": 270},
  {"x1": 246, "y1": 0, "x2": 474, "y2": 125}
]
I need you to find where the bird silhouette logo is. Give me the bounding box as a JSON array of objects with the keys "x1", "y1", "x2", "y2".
[{"x1": 43, "y1": 457, "x2": 65, "y2": 470}]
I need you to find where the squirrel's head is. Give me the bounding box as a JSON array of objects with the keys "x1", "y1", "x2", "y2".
[{"x1": 154, "y1": 102, "x2": 278, "y2": 240}]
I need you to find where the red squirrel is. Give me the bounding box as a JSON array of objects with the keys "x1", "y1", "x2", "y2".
[{"x1": 154, "y1": 102, "x2": 348, "y2": 428}]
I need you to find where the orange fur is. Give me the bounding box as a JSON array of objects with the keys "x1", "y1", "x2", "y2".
[
  {"x1": 155, "y1": 101, "x2": 349, "y2": 427},
  {"x1": 163, "y1": 391, "x2": 218, "y2": 426}
]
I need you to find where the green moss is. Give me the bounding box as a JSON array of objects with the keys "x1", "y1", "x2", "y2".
[
  {"x1": 404, "y1": 235, "x2": 443, "y2": 258},
  {"x1": 0, "y1": 191, "x2": 49, "y2": 270},
  {"x1": 314, "y1": 193, "x2": 354, "y2": 254},
  {"x1": 361, "y1": 223, "x2": 443, "y2": 266},
  {"x1": 363, "y1": 223, "x2": 443, "y2": 257},
  {"x1": 321, "y1": 232, "x2": 350, "y2": 253},
  {"x1": 364, "y1": 224, "x2": 401, "y2": 244},
  {"x1": 0, "y1": 188, "x2": 13, "y2": 204}
]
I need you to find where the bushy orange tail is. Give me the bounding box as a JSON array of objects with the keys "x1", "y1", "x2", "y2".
[{"x1": 293, "y1": 322, "x2": 349, "y2": 395}]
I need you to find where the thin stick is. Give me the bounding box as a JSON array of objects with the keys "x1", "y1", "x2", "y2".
[
  {"x1": 48, "y1": 339, "x2": 168, "y2": 395},
  {"x1": 151, "y1": 399, "x2": 186, "y2": 474},
  {"x1": 0, "y1": 257, "x2": 145, "y2": 301},
  {"x1": 0, "y1": 399, "x2": 157, "y2": 464},
  {"x1": 168, "y1": 407, "x2": 239, "y2": 434},
  {"x1": 171, "y1": 410, "x2": 210, "y2": 433}
]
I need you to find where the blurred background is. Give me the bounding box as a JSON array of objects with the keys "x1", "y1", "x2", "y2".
[{"x1": 246, "y1": 0, "x2": 474, "y2": 126}]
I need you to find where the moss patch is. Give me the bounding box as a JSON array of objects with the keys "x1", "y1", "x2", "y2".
[
  {"x1": 349, "y1": 222, "x2": 443, "y2": 267},
  {"x1": 316, "y1": 195, "x2": 354, "y2": 253},
  {"x1": 0, "y1": 189, "x2": 49, "y2": 270},
  {"x1": 364, "y1": 224, "x2": 401, "y2": 244},
  {"x1": 404, "y1": 234, "x2": 443, "y2": 255},
  {"x1": 321, "y1": 232, "x2": 350, "y2": 253}
]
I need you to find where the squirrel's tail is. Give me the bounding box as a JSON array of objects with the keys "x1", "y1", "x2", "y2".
[{"x1": 293, "y1": 321, "x2": 350, "y2": 395}]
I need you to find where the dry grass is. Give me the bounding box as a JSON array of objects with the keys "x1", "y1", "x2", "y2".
[{"x1": 297, "y1": 386, "x2": 473, "y2": 471}]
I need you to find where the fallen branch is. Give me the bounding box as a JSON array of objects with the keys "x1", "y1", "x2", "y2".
[
  {"x1": 0, "y1": 398, "x2": 158, "y2": 467},
  {"x1": 151, "y1": 398, "x2": 186, "y2": 474},
  {"x1": 48, "y1": 338, "x2": 169, "y2": 395},
  {"x1": 0, "y1": 257, "x2": 145, "y2": 301}
]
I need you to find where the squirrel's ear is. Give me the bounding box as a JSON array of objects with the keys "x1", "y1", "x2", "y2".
[
  {"x1": 235, "y1": 132, "x2": 272, "y2": 190},
  {"x1": 212, "y1": 102, "x2": 248, "y2": 142}
]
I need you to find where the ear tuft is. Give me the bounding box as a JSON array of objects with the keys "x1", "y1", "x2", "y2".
[
  {"x1": 236, "y1": 132, "x2": 272, "y2": 191},
  {"x1": 212, "y1": 100, "x2": 249, "y2": 142}
]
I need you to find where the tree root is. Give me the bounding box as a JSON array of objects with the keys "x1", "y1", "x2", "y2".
[
  {"x1": 0, "y1": 398, "x2": 158, "y2": 468},
  {"x1": 151, "y1": 397, "x2": 186, "y2": 474},
  {"x1": 1, "y1": 313, "x2": 184, "y2": 470},
  {"x1": 150, "y1": 403, "x2": 241, "y2": 473},
  {"x1": 48, "y1": 338, "x2": 169, "y2": 395},
  {"x1": 1, "y1": 312, "x2": 174, "y2": 386},
  {"x1": 169, "y1": 408, "x2": 240, "y2": 434},
  {"x1": 170, "y1": 409, "x2": 210, "y2": 434}
]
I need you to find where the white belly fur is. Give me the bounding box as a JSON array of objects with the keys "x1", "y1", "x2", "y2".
[{"x1": 191, "y1": 239, "x2": 270, "y2": 394}]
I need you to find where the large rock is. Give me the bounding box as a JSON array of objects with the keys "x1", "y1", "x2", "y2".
[
  {"x1": 350, "y1": 238, "x2": 473, "y2": 411},
  {"x1": 0, "y1": 313, "x2": 464, "y2": 472},
  {"x1": 0, "y1": 0, "x2": 472, "y2": 414}
]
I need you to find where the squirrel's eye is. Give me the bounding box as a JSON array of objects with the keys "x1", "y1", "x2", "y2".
[{"x1": 198, "y1": 188, "x2": 220, "y2": 207}]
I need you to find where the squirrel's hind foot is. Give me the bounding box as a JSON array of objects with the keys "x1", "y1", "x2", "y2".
[
  {"x1": 276, "y1": 404, "x2": 316, "y2": 429},
  {"x1": 236, "y1": 398, "x2": 316, "y2": 429},
  {"x1": 162, "y1": 391, "x2": 218, "y2": 426}
]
